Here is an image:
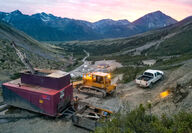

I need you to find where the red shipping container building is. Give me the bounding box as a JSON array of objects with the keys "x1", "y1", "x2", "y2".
[{"x1": 2, "y1": 69, "x2": 73, "y2": 116}]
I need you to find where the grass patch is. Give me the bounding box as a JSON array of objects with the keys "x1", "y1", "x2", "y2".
[
  {"x1": 113, "y1": 67, "x2": 148, "y2": 83},
  {"x1": 65, "y1": 61, "x2": 83, "y2": 72},
  {"x1": 10, "y1": 73, "x2": 21, "y2": 80},
  {"x1": 147, "y1": 29, "x2": 192, "y2": 56}
]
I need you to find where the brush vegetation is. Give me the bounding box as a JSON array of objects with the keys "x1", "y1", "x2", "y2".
[{"x1": 95, "y1": 105, "x2": 192, "y2": 133}]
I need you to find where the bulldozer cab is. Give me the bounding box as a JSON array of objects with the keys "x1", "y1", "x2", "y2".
[
  {"x1": 77, "y1": 72, "x2": 116, "y2": 97},
  {"x1": 83, "y1": 72, "x2": 111, "y2": 89}
]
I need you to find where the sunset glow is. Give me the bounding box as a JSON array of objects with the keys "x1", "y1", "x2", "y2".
[{"x1": 0, "y1": 0, "x2": 191, "y2": 22}]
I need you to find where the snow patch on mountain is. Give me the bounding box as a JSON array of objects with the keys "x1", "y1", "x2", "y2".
[{"x1": 40, "y1": 12, "x2": 50, "y2": 22}]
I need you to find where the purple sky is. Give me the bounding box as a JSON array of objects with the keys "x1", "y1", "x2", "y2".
[{"x1": 0, "y1": 0, "x2": 192, "y2": 22}]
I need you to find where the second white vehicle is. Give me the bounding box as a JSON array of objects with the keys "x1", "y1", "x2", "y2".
[{"x1": 136, "y1": 69, "x2": 164, "y2": 88}]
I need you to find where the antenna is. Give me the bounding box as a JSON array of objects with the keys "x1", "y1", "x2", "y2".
[{"x1": 11, "y1": 41, "x2": 35, "y2": 74}]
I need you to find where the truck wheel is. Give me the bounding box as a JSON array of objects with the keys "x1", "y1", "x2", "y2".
[
  {"x1": 161, "y1": 75, "x2": 164, "y2": 80},
  {"x1": 149, "y1": 83, "x2": 153, "y2": 88}
]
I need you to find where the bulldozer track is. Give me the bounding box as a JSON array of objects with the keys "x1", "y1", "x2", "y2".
[{"x1": 78, "y1": 86, "x2": 106, "y2": 98}]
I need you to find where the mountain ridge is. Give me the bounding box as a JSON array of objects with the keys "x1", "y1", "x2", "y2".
[
  {"x1": 0, "y1": 10, "x2": 178, "y2": 41},
  {"x1": 133, "y1": 11, "x2": 178, "y2": 32}
]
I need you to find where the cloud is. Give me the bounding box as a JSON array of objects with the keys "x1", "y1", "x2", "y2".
[{"x1": 175, "y1": 0, "x2": 192, "y2": 5}]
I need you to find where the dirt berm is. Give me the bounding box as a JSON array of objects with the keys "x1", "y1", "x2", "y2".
[{"x1": 152, "y1": 60, "x2": 192, "y2": 115}]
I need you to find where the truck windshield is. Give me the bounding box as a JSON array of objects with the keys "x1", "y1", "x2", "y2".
[{"x1": 143, "y1": 72, "x2": 153, "y2": 77}]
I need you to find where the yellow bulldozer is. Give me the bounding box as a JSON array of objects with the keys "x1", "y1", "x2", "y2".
[{"x1": 73, "y1": 72, "x2": 116, "y2": 98}]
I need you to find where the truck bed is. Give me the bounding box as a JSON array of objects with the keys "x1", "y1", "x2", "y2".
[{"x1": 137, "y1": 75, "x2": 152, "y2": 81}]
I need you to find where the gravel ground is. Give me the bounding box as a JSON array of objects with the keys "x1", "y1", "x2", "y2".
[
  {"x1": 0, "y1": 117, "x2": 88, "y2": 133},
  {"x1": 0, "y1": 107, "x2": 88, "y2": 133}
]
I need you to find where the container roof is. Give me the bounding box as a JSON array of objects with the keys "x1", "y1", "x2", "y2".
[
  {"x1": 4, "y1": 78, "x2": 70, "y2": 95},
  {"x1": 92, "y1": 72, "x2": 109, "y2": 76},
  {"x1": 98, "y1": 64, "x2": 109, "y2": 67},
  {"x1": 21, "y1": 69, "x2": 69, "y2": 78},
  {"x1": 47, "y1": 70, "x2": 68, "y2": 78}
]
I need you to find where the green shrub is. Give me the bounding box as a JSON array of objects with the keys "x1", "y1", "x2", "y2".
[
  {"x1": 113, "y1": 67, "x2": 147, "y2": 83},
  {"x1": 95, "y1": 105, "x2": 192, "y2": 133},
  {"x1": 10, "y1": 73, "x2": 21, "y2": 80}
]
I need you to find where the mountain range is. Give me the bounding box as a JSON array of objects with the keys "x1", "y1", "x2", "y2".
[
  {"x1": 0, "y1": 10, "x2": 177, "y2": 41},
  {"x1": 58, "y1": 16, "x2": 192, "y2": 57}
]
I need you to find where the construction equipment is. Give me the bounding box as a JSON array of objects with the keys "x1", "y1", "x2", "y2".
[
  {"x1": 72, "y1": 104, "x2": 112, "y2": 131},
  {"x1": 2, "y1": 42, "x2": 74, "y2": 117},
  {"x1": 2, "y1": 69, "x2": 74, "y2": 117},
  {"x1": 10, "y1": 41, "x2": 35, "y2": 74},
  {"x1": 73, "y1": 72, "x2": 116, "y2": 98}
]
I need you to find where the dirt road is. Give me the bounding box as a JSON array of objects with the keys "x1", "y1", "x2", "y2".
[
  {"x1": 114, "y1": 32, "x2": 178, "y2": 56},
  {"x1": 70, "y1": 50, "x2": 90, "y2": 78},
  {"x1": 117, "y1": 71, "x2": 171, "y2": 110},
  {"x1": 70, "y1": 52, "x2": 122, "y2": 78}
]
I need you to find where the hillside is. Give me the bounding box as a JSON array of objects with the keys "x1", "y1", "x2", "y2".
[
  {"x1": 0, "y1": 10, "x2": 177, "y2": 41},
  {"x1": 56, "y1": 16, "x2": 192, "y2": 60},
  {"x1": 0, "y1": 22, "x2": 71, "y2": 82},
  {"x1": 145, "y1": 16, "x2": 192, "y2": 56}
]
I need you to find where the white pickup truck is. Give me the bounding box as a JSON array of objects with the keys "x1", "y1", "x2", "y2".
[{"x1": 135, "y1": 69, "x2": 164, "y2": 88}]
